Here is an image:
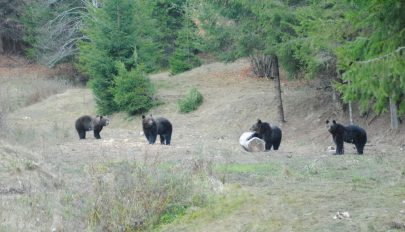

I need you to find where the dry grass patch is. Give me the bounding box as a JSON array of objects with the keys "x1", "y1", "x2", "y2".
[
  {"x1": 83, "y1": 159, "x2": 221, "y2": 231},
  {"x1": 0, "y1": 76, "x2": 71, "y2": 113}
]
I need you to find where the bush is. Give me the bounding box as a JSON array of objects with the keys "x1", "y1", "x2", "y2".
[
  {"x1": 112, "y1": 62, "x2": 155, "y2": 115},
  {"x1": 169, "y1": 47, "x2": 201, "y2": 75},
  {"x1": 86, "y1": 160, "x2": 216, "y2": 230},
  {"x1": 178, "y1": 88, "x2": 203, "y2": 113}
]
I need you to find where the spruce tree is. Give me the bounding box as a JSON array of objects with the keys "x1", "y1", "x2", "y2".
[
  {"x1": 169, "y1": 17, "x2": 201, "y2": 75},
  {"x1": 78, "y1": 0, "x2": 138, "y2": 114},
  {"x1": 112, "y1": 62, "x2": 155, "y2": 115},
  {"x1": 336, "y1": 0, "x2": 405, "y2": 124}
]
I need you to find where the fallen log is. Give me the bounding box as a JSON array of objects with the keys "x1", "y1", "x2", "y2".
[{"x1": 239, "y1": 132, "x2": 266, "y2": 152}]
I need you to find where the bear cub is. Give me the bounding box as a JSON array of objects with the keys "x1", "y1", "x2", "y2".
[
  {"x1": 326, "y1": 120, "x2": 367, "y2": 155},
  {"x1": 75, "y1": 115, "x2": 109, "y2": 139},
  {"x1": 142, "y1": 115, "x2": 172, "y2": 145},
  {"x1": 250, "y1": 119, "x2": 282, "y2": 151}
]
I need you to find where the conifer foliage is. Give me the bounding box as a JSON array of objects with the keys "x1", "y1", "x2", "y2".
[
  {"x1": 77, "y1": 0, "x2": 154, "y2": 115},
  {"x1": 336, "y1": 0, "x2": 405, "y2": 117}
]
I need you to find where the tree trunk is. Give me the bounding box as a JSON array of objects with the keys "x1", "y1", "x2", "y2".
[
  {"x1": 272, "y1": 56, "x2": 286, "y2": 123},
  {"x1": 0, "y1": 36, "x2": 3, "y2": 54},
  {"x1": 348, "y1": 101, "x2": 353, "y2": 125},
  {"x1": 389, "y1": 96, "x2": 399, "y2": 129},
  {"x1": 348, "y1": 79, "x2": 353, "y2": 124}
]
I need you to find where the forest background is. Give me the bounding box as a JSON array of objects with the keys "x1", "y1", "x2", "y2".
[{"x1": 1, "y1": 0, "x2": 404, "y2": 127}]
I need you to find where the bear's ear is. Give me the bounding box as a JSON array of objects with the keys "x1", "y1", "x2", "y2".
[
  {"x1": 257, "y1": 119, "x2": 262, "y2": 124},
  {"x1": 326, "y1": 120, "x2": 329, "y2": 124},
  {"x1": 100, "y1": 116, "x2": 103, "y2": 119},
  {"x1": 332, "y1": 120, "x2": 336, "y2": 124},
  {"x1": 142, "y1": 115, "x2": 145, "y2": 119}
]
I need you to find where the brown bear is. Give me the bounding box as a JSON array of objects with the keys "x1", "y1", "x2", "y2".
[
  {"x1": 142, "y1": 115, "x2": 172, "y2": 145},
  {"x1": 250, "y1": 119, "x2": 282, "y2": 151},
  {"x1": 75, "y1": 115, "x2": 109, "y2": 139},
  {"x1": 326, "y1": 120, "x2": 367, "y2": 155}
]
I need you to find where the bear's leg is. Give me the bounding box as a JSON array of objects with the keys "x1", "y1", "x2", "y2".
[
  {"x1": 165, "y1": 134, "x2": 171, "y2": 145},
  {"x1": 78, "y1": 130, "x2": 86, "y2": 139},
  {"x1": 144, "y1": 131, "x2": 151, "y2": 144},
  {"x1": 159, "y1": 134, "x2": 165, "y2": 145},
  {"x1": 94, "y1": 130, "x2": 101, "y2": 139},
  {"x1": 149, "y1": 133, "x2": 157, "y2": 144},
  {"x1": 335, "y1": 139, "x2": 344, "y2": 155},
  {"x1": 265, "y1": 142, "x2": 271, "y2": 150},
  {"x1": 355, "y1": 142, "x2": 364, "y2": 154},
  {"x1": 269, "y1": 143, "x2": 274, "y2": 150},
  {"x1": 273, "y1": 141, "x2": 280, "y2": 150}
]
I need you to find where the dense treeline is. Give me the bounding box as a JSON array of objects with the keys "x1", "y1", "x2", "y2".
[
  {"x1": 190, "y1": 0, "x2": 405, "y2": 126},
  {"x1": 1, "y1": 0, "x2": 404, "y2": 124}
]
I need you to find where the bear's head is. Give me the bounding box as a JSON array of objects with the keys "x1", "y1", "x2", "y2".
[
  {"x1": 250, "y1": 119, "x2": 265, "y2": 134},
  {"x1": 325, "y1": 120, "x2": 339, "y2": 134},
  {"x1": 95, "y1": 115, "x2": 109, "y2": 127},
  {"x1": 142, "y1": 114, "x2": 156, "y2": 129}
]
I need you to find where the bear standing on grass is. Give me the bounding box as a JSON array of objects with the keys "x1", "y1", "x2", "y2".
[
  {"x1": 326, "y1": 120, "x2": 367, "y2": 155},
  {"x1": 75, "y1": 115, "x2": 109, "y2": 139},
  {"x1": 250, "y1": 119, "x2": 282, "y2": 151},
  {"x1": 142, "y1": 115, "x2": 172, "y2": 145}
]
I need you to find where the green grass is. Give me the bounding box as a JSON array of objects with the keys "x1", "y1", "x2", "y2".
[
  {"x1": 178, "y1": 87, "x2": 203, "y2": 113},
  {"x1": 159, "y1": 153, "x2": 405, "y2": 231},
  {"x1": 157, "y1": 185, "x2": 251, "y2": 231},
  {"x1": 214, "y1": 163, "x2": 281, "y2": 175}
]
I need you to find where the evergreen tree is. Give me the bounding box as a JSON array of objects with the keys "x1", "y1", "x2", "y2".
[
  {"x1": 132, "y1": 0, "x2": 161, "y2": 73},
  {"x1": 336, "y1": 0, "x2": 405, "y2": 122},
  {"x1": 77, "y1": 0, "x2": 138, "y2": 114},
  {"x1": 169, "y1": 16, "x2": 201, "y2": 75},
  {"x1": 153, "y1": 0, "x2": 189, "y2": 67},
  {"x1": 291, "y1": 0, "x2": 350, "y2": 78},
  {"x1": 112, "y1": 62, "x2": 155, "y2": 115},
  {"x1": 191, "y1": 0, "x2": 299, "y2": 122}
]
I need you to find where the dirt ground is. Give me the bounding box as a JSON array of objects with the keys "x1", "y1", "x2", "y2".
[{"x1": 0, "y1": 57, "x2": 404, "y2": 231}]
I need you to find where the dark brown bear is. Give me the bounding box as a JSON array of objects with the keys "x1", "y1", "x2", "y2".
[
  {"x1": 326, "y1": 120, "x2": 367, "y2": 155},
  {"x1": 75, "y1": 115, "x2": 109, "y2": 139},
  {"x1": 250, "y1": 119, "x2": 282, "y2": 151},
  {"x1": 142, "y1": 115, "x2": 172, "y2": 145}
]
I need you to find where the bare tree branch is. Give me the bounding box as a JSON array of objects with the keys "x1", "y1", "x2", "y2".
[{"x1": 35, "y1": 4, "x2": 86, "y2": 67}]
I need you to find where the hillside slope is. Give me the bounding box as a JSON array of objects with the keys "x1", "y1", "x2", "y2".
[{"x1": 0, "y1": 58, "x2": 404, "y2": 231}]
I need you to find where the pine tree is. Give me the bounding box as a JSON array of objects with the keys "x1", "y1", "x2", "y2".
[{"x1": 336, "y1": 0, "x2": 405, "y2": 128}]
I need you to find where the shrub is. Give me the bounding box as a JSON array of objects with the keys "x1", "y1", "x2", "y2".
[
  {"x1": 169, "y1": 48, "x2": 201, "y2": 75},
  {"x1": 112, "y1": 62, "x2": 155, "y2": 115},
  {"x1": 86, "y1": 160, "x2": 216, "y2": 230},
  {"x1": 178, "y1": 88, "x2": 203, "y2": 113}
]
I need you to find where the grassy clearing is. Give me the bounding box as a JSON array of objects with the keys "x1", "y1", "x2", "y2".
[
  {"x1": 1, "y1": 59, "x2": 404, "y2": 231},
  {"x1": 157, "y1": 185, "x2": 252, "y2": 231},
  {"x1": 162, "y1": 153, "x2": 405, "y2": 231}
]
